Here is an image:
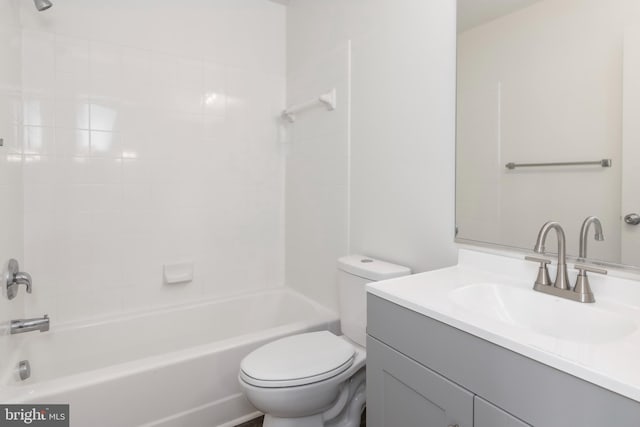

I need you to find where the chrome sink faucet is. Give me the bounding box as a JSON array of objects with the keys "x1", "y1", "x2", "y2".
[
  {"x1": 573, "y1": 216, "x2": 607, "y2": 303},
  {"x1": 526, "y1": 219, "x2": 607, "y2": 303},
  {"x1": 533, "y1": 221, "x2": 570, "y2": 290}
]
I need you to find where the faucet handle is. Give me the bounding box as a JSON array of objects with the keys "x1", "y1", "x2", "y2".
[
  {"x1": 5, "y1": 259, "x2": 33, "y2": 300},
  {"x1": 15, "y1": 272, "x2": 32, "y2": 293},
  {"x1": 525, "y1": 255, "x2": 551, "y2": 265},
  {"x1": 525, "y1": 256, "x2": 552, "y2": 287},
  {"x1": 574, "y1": 263, "x2": 608, "y2": 275},
  {"x1": 572, "y1": 264, "x2": 606, "y2": 303}
]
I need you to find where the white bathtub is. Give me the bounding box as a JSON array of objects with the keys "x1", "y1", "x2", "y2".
[{"x1": 0, "y1": 288, "x2": 339, "y2": 427}]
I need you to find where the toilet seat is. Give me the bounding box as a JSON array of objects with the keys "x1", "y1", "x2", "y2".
[{"x1": 240, "y1": 331, "x2": 355, "y2": 388}]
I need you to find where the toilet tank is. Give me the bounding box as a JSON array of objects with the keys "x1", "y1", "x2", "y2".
[{"x1": 337, "y1": 255, "x2": 411, "y2": 347}]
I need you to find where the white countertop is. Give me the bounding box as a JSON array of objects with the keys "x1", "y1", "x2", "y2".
[{"x1": 366, "y1": 248, "x2": 640, "y2": 402}]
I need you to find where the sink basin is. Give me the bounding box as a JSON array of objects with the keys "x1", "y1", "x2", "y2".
[{"x1": 449, "y1": 283, "x2": 638, "y2": 344}]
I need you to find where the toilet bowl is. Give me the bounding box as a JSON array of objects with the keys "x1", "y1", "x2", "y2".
[
  {"x1": 238, "y1": 255, "x2": 410, "y2": 427},
  {"x1": 240, "y1": 332, "x2": 366, "y2": 427}
]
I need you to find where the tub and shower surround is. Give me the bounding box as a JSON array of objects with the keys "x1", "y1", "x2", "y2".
[{"x1": 18, "y1": 0, "x2": 286, "y2": 323}]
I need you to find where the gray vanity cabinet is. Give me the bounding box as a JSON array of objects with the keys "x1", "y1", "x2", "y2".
[
  {"x1": 367, "y1": 337, "x2": 473, "y2": 427},
  {"x1": 366, "y1": 294, "x2": 640, "y2": 427},
  {"x1": 367, "y1": 336, "x2": 525, "y2": 427},
  {"x1": 474, "y1": 397, "x2": 530, "y2": 427}
]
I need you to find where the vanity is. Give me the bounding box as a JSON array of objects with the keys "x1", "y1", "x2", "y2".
[
  {"x1": 365, "y1": 249, "x2": 640, "y2": 427},
  {"x1": 366, "y1": 0, "x2": 640, "y2": 424}
]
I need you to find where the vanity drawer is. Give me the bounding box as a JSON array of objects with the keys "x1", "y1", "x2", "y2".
[
  {"x1": 474, "y1": 396, "x2": 530, "y2": 427},
  {"x1": 367, "y1": 336, "x2": 473, "y2": 427}
]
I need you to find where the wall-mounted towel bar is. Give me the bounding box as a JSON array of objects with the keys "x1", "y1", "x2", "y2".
[
  {"x1": 505, "y1": 159, "x2": 612, "y2": 170},
  {"x1": 281, "y1": 89, "x2": 336, "y2": 123}
]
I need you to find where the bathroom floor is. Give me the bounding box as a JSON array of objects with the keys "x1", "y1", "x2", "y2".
[
  {"x1": 237, "y1": 410, "x2": 366, "y2": 427},
  {"x1": 236, "y1": 416, "x2": 264, "y2": 427}
]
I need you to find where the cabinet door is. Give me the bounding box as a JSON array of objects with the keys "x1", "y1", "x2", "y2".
[
  {"x1": 474, "y1": 396, "x2": 531, "y2": 427},
  {"x1": 367, "y1": 336, "x2": 473, "y2": 427}
]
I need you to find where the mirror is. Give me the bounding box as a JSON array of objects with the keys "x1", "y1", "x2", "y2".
[{"x1": 456, "y1": 0, "x2": 640, "y2": 269}]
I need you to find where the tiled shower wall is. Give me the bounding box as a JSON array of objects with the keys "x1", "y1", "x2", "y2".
[
  {"x1": 0, "y1": 0, "x2": 24, "y2": 368},
  {"x1": 16, "y1": 0, "x2": 286, "y2": 322}
]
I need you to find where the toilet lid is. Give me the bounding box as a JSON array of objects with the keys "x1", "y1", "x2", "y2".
[{"x1": 240, "y1": 331, "x2": 355, "y2": 388}]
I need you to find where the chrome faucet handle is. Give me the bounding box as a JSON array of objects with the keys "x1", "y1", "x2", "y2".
[
  {"x1": 572, "y1": 264, "x2": 607, "y2": 303},
  {"x1": 5, "y1": 259, "x2": 33, "y2": 300},
  {"x1": 574, "y1": 263, "x2": 608, "y2": 276},
  {"x1": 14, "y1": 272, "x2": 32, "y2": 292},
  {"x1": 525, "y1": 255, "x2": 551, "y2": 264},
  {"x1": 525, "y1": 256, "x2": 552, "y2": 287}
]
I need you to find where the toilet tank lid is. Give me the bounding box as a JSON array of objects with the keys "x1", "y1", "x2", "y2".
[{"x1": 337, "y1": 255, "x2": 411, "y2": 281}]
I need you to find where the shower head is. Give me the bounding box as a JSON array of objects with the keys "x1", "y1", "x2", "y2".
[{"x1": 33, "y1": 0, "x2": 53, "y2": 12}]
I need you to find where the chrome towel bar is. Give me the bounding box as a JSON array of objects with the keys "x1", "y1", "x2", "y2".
[{"x1": 505, "y1": 159, "x2": 612, "y2": 170}]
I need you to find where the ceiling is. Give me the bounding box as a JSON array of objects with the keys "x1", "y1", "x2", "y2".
[{"x1": 457, "y1": 0, "x2": 543, "y2": 32}]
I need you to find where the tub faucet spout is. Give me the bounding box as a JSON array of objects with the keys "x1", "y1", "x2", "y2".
[{"x1": 10, "y1": 314, "x2": 49, "y2": 335}]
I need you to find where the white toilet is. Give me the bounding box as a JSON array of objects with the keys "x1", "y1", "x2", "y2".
[{"x1": 238, "y1": 255, "x2": 410, "y2": 427}]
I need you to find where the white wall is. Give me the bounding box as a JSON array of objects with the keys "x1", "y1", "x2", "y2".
[
  {"x1": 285, "y1": 42, "x2": 350, "y2": 310},
  {"x1": 17, "y1": 0, "x2": 286, "y2": 322},
  {"x1": 286, "y1": 0, "x2": 458, "y2": 310}
]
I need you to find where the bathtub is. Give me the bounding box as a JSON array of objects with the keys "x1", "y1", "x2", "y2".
[{"x1": 0, "y1": 288, "x2": 339, "y2": 427}]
